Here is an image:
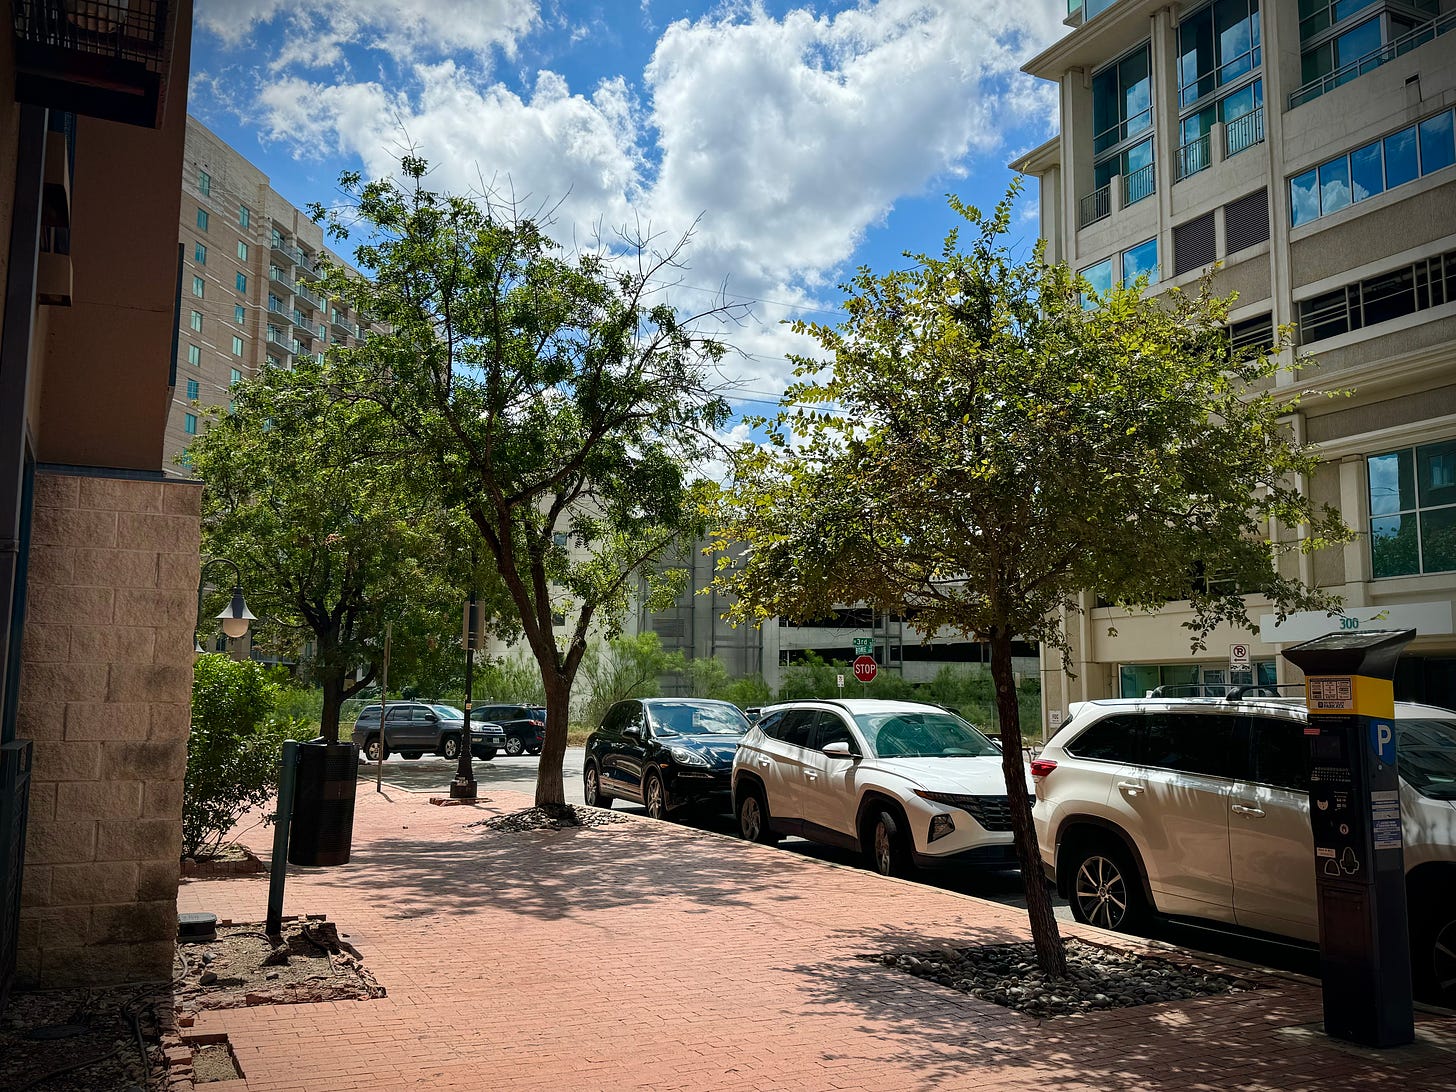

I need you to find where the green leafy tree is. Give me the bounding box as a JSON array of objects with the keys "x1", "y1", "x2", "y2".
[
  {"x1": 189, "y1": 360, "x2": 464, "y2": 742},
  {"x1": 711, "y1": 187, "x2": 1349, "y2": 976},
  {"x1": 184, "y1": 655, "x2": 304, "y2": 858},
  {"x1": 310, "y1": 157, "x2": 739, "y2": 807},
  {"x1": 576, "y1": 631, "x2": 685, "y2": 728}
]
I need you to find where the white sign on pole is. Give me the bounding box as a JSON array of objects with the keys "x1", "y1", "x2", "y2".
[
  {"x1": 837, "y1": 674, "x2": 845, "y2": 689},
  {"x1": 1229, "y1": 642, "x2": 1251, "y2": 668},
  {"x1": 1049, "y1": 710, "x2": 1064, "y2": 729}
]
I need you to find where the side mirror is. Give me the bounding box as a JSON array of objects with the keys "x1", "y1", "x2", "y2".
[
  {"x1": 822, "y1": 741, "x2": 857, "y2": 760},
  {"x1": 623, "y1": 724, "x2": 643, "y2": 739},
  {"x1": 425, "y1": 712, "x2": 439, "y2": 722}
]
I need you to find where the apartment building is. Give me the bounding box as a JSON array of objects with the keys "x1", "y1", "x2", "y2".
[
  {"x1": 167, "y1": 117, "x2": 374, "y2": 471},
  {"x1": 1015, "y1": 0, "x2": 1456, "y2": 726}
]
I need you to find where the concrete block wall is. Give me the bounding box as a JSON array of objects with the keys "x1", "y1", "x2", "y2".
[{"x1": 15, "y1": 470, "x2": 200, "y2": 986}]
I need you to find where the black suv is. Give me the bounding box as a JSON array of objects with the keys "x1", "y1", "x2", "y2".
[
  {"x1": 352, "y1": 701, "x2": 506, "y2": 761},
  {"x1": 583, "y1": 698, "x2": 750, "y2": 819},
  {"x1": 470, "y1": 703, "x2": 547, "y2": 756}
]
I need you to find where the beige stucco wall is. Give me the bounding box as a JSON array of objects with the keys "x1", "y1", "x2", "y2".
[{"x1": 15, "y1": 470, "x2": 199, "y2": 987}]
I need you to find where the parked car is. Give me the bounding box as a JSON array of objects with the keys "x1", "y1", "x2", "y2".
[
  {"x1": 470, "y1": 703, "x2": 547, "y2": 756},
  {"x1": 352, "y1": 701, "x2": 506, "y2": 762},
  {"x1": 583, "y1": 698, "x2": 751, "y2": 819},
  {"x1": 731, "y1": 699, "x2": 1025, "y2": 877},
  {"x1": 1031, "y1": 695, "x2": 1456, "y2": 1003}
]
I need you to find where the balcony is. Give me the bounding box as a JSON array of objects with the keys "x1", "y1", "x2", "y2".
[
  {"x1": 13, "y1": 1, "x2": 180, "y2": 128},
  {"x1": 290, "y1": 309, "x2": 312, "y2": 332},
  {"x1": 265, "y1": 328, "x2": 294, "y2": 353},
  {"x1": 1174, "y1": 108, "x2": 1264, "y2": 185},
  {"x1": 295, "y1": 282, "x2": 322, "y2": 309},
  {"x1": 1122, "y1": 162, "x2": 1155, "y2": 207},
  {"x1": 1224, "y1": 106, "x2": 1264, "y2": 159},
  {"x1": 1080, "y1": 184, "x2": 1111, "y2": 228},
  {"x1": 1176, "y1": 134, "x2": 1212, "y2": 181},
  {"x1": 268, "y1": 267, "x2": 294, "y2": 293},
  {"x1": 1289, "y1": 10, "x2": 1455, "y2": 109}
]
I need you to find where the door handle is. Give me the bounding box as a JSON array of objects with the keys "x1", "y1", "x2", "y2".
[
  {"x1": 1231, "y1": 803, "x2": 1265, "y2": 818},
  {"x1": 1116, "y1": 781, "x2": 1143, "y2": 797},
  {"x1": 805, "y1": 772, "x2": 818, "y2": 782},
  {"x1": 758, "y1": 759, "x2": 770, "y2": 768}
]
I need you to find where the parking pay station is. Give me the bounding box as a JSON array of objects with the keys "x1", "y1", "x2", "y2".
[{"x1": 1282, "y1": 628, "x2": 1414, "y2": 1048}]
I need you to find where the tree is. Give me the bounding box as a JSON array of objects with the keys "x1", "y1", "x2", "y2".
[
  {"x1": 576, "y1": 632, "x2": 684, "y2": 728},
  {"x1": 310, "y1": 156, "x2": 739, "y2": 808},
  {"x1": 710, "y1": 186, "x2": 1349, "y2": 976},
  {"x1": 189, "y1": 359, "x2": 467, "y2": 741}
]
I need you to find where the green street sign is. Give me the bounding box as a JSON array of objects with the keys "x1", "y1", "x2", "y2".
[{"x1": 854, "y1": 637, "x2": 874, "y2": 656}]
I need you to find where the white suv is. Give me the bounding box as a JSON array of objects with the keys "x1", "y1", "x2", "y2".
[
  {"x1": 731, "y1": 699, "x2": 1029, "y2": 876},
  {"x1": 1031, "y1": 695, "x2": 1456, "y2": 1002}
]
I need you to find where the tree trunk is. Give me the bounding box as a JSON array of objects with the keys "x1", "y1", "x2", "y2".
[
  {"x1": 989, "y1": 628, "x2": 1067, "y2": 977},
  {"x1": 319, "y1": 671, "x2": 343, "y2": 743},
  {"x1": 534, "y1": 670, "x2": 572, "y2": 808}
]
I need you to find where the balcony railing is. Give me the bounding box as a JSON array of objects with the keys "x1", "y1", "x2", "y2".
[
  {"x1": 269, "y1": 268, "x2": 294, "y2": 292},
  {"x1": 1288, "y1": 10, "x2": 1455, "y2": 109},
  {"x1": 1123, "y1": 162, "x2": 1155, "y2": 207},
  {"x1": 1175, "y1": 134, "x2": 1212, "y2": 181},
  {"x1": 295, "y1": 283, "x2": 322, "y2": 308},
  {"x1": 1079, "y1": 184, "x2": 1111, "y2": 228},
  {"x1": 1225, "y1": 106, "x2": 1264, "y2": 158}
]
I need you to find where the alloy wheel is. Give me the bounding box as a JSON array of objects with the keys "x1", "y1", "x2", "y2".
[
  {"x1": 1433, "y1": 919, "x2": 1456, "y2": 1001},
  {"x1": 585, "y1": 767, "x2": 600, "y2": 806},
  {"x1": 739, "y1": 796, "x2": 763, "y2": 841},
  {"x1": 505, "y1": 735, "x2": 525, "y2": 756},
  {"x1": 645, "y1": 775, "x2": 666, "y2": 820},
  {"x1": 1074, "y1": 854, "x2": 1129, "y2": 930},
  {"x1": 874, "y1": 820, "x2": 894, "y2": 876}
]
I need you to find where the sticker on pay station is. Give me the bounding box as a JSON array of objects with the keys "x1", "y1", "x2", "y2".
[{"x1": 1307, "y1": 676, "x2": 1353, "y2": 711}]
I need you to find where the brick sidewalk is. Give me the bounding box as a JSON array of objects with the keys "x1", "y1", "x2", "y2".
[{"x1": 176, "y1": 784, "x2": 1454, "y2": 1091}]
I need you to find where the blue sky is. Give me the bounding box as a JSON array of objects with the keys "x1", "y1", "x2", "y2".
[{"x1": 189, "y1": 0, "x2": 1068, "y2": 419}]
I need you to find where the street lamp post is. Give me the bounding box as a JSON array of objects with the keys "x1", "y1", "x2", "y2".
[
  {"x1": 196, "y1": 557, "x2": 256, "y2": 654},
  {"x1": 450, "y1": 591, "x2": 479, "y2": 801}
]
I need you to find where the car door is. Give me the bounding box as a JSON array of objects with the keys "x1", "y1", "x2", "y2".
[
  {"x1": 746, "y1": 709, "x2": 818, "y2": 829},
  {"x1": 1118, "y1": 711, "x2": 1242, "y2": 923},
  {"x1": 382, "y1": 706, "x2": 412, "y2": 750},
  {"x1": 796, "y1": 709, "x2": 864, "y2": 841},
  {"x1": 602, "y1": 701, "x2": 647, "y2": 800},
  {"x1": 1230, "y1": 714, "x2": 1317, "y2": 941}
]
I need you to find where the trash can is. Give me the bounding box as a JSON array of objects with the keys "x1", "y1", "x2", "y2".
[{"x1": 288, "y1": 739, "x2": 358, "y2": 866}]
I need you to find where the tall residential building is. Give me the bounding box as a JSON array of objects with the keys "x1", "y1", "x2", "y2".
[
  {"x1": 167, "y1": 117, "x2": 374, "y2": 471},
  {"x1": 1015, "y1": 0, "x2": 1456, "y2": 727}
]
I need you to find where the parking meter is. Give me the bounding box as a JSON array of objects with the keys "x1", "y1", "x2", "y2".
[{"x1": 1282, "y1": 628, "x2": 1414, "y2": 1048}]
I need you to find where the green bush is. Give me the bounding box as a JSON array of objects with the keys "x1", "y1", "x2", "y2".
[{"x1": 183, "y1": 655, "x2": 297, "y2": 859}]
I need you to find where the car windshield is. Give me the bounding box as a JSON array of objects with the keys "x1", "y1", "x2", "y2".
[
  {"x1": 853, "y1": 710, "x2": 1000, "y2": 759},
  {"x1": 431, "y1": 704, "x2": 463, "y2": 721},
  {"x1": 648, "y1": 703, "x2": 750, "y2": 737},
  {"x1": 1397, "y1": 718, "x2": 1456, "y2": 800}
]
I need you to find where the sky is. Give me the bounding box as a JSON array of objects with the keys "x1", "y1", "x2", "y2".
[{"x1": 188, "y1": 0, "x2": 1070, "y2": 424}]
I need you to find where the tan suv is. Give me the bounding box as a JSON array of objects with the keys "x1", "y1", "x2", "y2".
[{"x1": 1031, "y1": 695, "x2": 1456, "y2": 1003}]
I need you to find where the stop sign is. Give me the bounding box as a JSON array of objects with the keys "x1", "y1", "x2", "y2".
[{"x1": 852, "y1": 655, "x2": 878, "y2": 683}]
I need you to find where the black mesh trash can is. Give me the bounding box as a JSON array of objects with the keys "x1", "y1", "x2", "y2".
[{"x1": 288, "y1": 740, "x2": 358, "y2": 866}]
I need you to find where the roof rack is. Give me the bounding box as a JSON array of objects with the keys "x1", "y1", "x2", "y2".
[
  {"x1": 1144, "y1": 684, "x2": 1216, "y2": 697},
  {"x1": 1224, "y1": 683, "x2": 1305, "y2": 702}
]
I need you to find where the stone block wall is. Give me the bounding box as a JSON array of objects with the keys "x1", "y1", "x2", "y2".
[{"x1": 15, "y1": 470, "x2": 200, "y2": 986}]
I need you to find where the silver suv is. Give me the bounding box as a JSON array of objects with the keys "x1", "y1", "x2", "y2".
[{"x1": 1031, "y1": 695, "x2": 1456, "y2": 1002}]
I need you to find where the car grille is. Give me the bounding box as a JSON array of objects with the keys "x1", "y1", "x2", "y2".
[{"x1": 959, "y1": 796, "x2": 1014, "y2": 832}]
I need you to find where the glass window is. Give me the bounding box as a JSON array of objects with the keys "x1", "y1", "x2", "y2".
[
  {"x1": 231, "y1": 335, "x2": 244, "y2": 356},
  {"x1": 1296, "y1": 286, "x2": 1352, "y2": 343},
  {"x1": 194, "y1": 243, "x2": 206, "y2": 265},
  {"x1": 853, "y1": 710, "x2": 999, "y2": 758},
  {"x1": 1370, "y1": 441, "x2": 1456, "y2": 576},
  {"x1": 187, "y1": 344, "x2": 200, "y2": 366},
  {"x1": 1122, "y1": 238, "x2": 1159, "y2": 284},
  {"x1": 1419, "y1": 110, "x2": 1456, "y2": 175},
  {"x1": 1142, "y1": 712, "x2": 1244, "y2": 778},
  {"x1": 1359, "y1": 265, "x2": 1416, "y2": 326},
  {"x1": 191, "y1": 276, "x2": 204, "y2": 298},
  {"x1": 1093, "y1": 44, "x2": 1152, "y2": 154},
  {"x1": 813, "y1": 714, "x2": 856, "y2": 751},
  {"x1": 1395, "y1": 718, "x2": 1456, "y2": 801},
  {"x1": 1385, "y1": 126, "x2": 1420, "y2": 187},
  {"x1": 230, "y1": 368, "x2": 242, "y2": 385},
  {"x1": 240, "y1": 205, "x2": 251, "y2": 229},
  {"x1": 196, "y1": 208, "x2": 208, "y2": 231},
  {"x1": 237, "y1": 241, "x2": 249, "y2": 261},
  {"x1": 1350, "y1": 140, "x2": 1383, "y2": 201},
  {"x1": 198, "y1": 170, "x2": 210, "y2": 196},
  {"x1": 1419, "y1": 439, "x2": 1456, "y2": 509},
  {"x1": 1290, "y1": 169, "x2": 1320, "y2": 226},
  {"x1": 189, "y1": 310, "x2": 203, "y2": 332},
  {"x1": 765, "y1": 709, "x2": 816, "y2": 747},
  {"x1": 236, "y1": 272, "x2": 248, "y2": 293},
  {"x1": 1068, "y1": 715, "x2": 1141, "y2": 762},
  {"x1": 185, "y1": 379, "x2": 198, "y2": 400},
  {"x1": 1318, "y1": 156, "x2": 1351, "y2": 215},
  {"x1": 647, "y1": 701, "x2": 750, "y2": 737},
  {"x1": 1079, "y1": 258, "x2": 1114, "y2": 307},
  {"x1": 234, "y1": 304, "x2": 246, "y2": 324},
  {"x1": 1250, "y1": 716, "x2": 1309, "y2": 791},
  {"x1": 184, "y1": 413, "x2": 198, "y2": 435}
]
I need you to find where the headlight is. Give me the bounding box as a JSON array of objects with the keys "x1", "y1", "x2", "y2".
[
  {"x1": 913, "y1": 789, "x2": 978, "y2": 810},
  {"x1": 668, "y1": 746, "x2": 710, "y2": 767}
]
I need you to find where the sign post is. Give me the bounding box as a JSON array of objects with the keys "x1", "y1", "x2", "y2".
[
  {"x1": 852, "y1": 655, "x2": 878, "y2": 695},
  {"x1": 1282, "y1": 628, "x2": 1415, "y2": 1048}
]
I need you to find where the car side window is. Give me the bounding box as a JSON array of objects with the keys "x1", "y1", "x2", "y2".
[
  {"x1": 812, "y1": 713, "x2": 856, "y2": 752},
  {"x1": 760, "y1": 709, "x2": 813, "y2": 747},
  {"x1": 598, "y1": 704, "x2": 625, "y2": 736},
  {"x1": 622, "y1": 703, "x2": 645, "y2": 735},
  {"x1": 756, "y1": 711, "x2": 784, "y2": 738},
  {"x1": 1066, "y1": 715, "x2": 1141, "y2": 763},
  {"x1": 1143, "y1": 713, "x2": 1247, "y2": 780},
  {"x1": 1250, "y1": 716, "x2": 1309, "y2": 792},
  {"x1": 384, "y1": 707, "x2": 407, "y2": 726}
]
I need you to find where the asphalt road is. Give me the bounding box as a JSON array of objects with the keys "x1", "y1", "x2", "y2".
[{"x1": 354, "y1": 747, "x2": 1321, "y2": 981}]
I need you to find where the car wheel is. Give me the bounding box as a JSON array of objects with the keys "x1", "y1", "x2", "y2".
[
  {"x1": 505, "y1": 735, "x2": 526, "y2": 757},
  {"x1": 527, "y1": 746, "x2": 542, "y2": 756},
  {"x1": 440, "y1": 734, "x2": 461, "y2": 761},
  {"x1": 736, "y1": 784, "x2": 777, "y2": 844},
  {"x1": 1411, "y1": 910, "x2": 1456, "y2": 1005},
  {"x1": 644, "y1": 772, "x2": 669, "y2": 821},
  {"x1": 475, "y1": 747, "x2": 496, "y2": 762},
  {"x1": 584, "y1": 763, "x2": 612, "y2": 808},
  {"x1": 1068, "y1": 843, "x2": 1146, "y2": 932},
  {"x1": 363, "y1": 736, "x2": 389, "y2": 763},
  {"x1": 866, "y1": 807, "x2": 913, "y2": 878},
  {"x1": 400, "y1": 751, "x2": 422, "y2": 760}
]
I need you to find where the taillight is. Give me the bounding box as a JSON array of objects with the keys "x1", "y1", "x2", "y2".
[{"x1": 1030, "y1": 758, "x2": 1057, "y2": 779}]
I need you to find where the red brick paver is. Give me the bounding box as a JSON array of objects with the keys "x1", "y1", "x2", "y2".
[{"x1": 177, "y1": 786, "x2": 1455, "y2": 1091}]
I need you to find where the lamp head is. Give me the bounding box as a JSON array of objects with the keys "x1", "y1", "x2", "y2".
[{"x1": 217, "y1": 586, "x2": 257, "y2": 639}]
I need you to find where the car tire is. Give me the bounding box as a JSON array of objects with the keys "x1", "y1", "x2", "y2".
[
  {"x1": 475, "y1": 747, "x2": 496, "y2": 762},
  {"x1": 1068, "y1": 842, "x2": 1147, "y2": 933},
  {"x1": 865, "y1": 807, "x2": 913, "y2": 878},
  {"x1": 1411, "y1": 907, "x2": 1456, "y2": 1006},
  {"x1": 736, "y1": 784, "x2": 777, "y2": 844},
  {"x1": 527, "y1": 745, "x2": 542, "y2": 756},
  {"x1": 400, "y1": 751, "x2": 422, "y2": 760},
  {"x1": 504, "y1": 735, "x2": 526, "y2": 757},
  {"x1": 363, "y1": 736, "x2": 389, "y2": 763},
  {"x1": 644, "y1": 771, "x2": 669, "y2": 821},
  {"x1": 584, "y1": 763, "x2": 612, "y2": 808},
  {"x1": 440, "y1": 734, "x2": 462, "y2": 761}
]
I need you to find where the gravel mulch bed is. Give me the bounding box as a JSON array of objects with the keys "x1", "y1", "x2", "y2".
[
  {"x1": 0, "y1": 982, "x2": 169, "y2": 1091},
  {"x1": 873, "y1": 937, "x2": 1260, "y2": 1018},
  {"x1": 473, "y1": 804, "x2": 630, "y2": 833}
]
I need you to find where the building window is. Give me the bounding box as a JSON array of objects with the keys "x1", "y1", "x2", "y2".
[
  {"x1": 230, "y1": 367, "x2": 243, "y2": 385},
  {"x1": 1293, "y1": 1, "x2": 1444, "y2": 107},
  {"x1": 237, "y1": 241, "x2": 249, "y2": 261},
  {"x1": 198, "y1": 170, "x2": 211, "y2": 196},
  {"x1": 184, "y1": 413, "x2": 198, "y2": 435},
  {"x1": 236, "y1": 272, "x2": 248, "y2": 293},
  {"x1": 1296, "y1": 247, "x2": 1456, "y2": 344},
  {"x1": 1290, "y1": 106, "x2": 1456, "y2": 227},
  {"x1": 1369, "y1": 439, "x2": 1456, "y2": 577},
  {"x1": 1119, "y1": 660, "x2": 1276, "y2": 698},
  {"x1": 234, "y1": 304, "x2": 246, "y2": 324},
  {"x1": 231, "y1": 335, "x2": 244, "y2": 356},
  {"x1": 187, "y1": 345, "x2": 200, "y2": 366},
  {"x1": 196, "y1": 208, "x2": 208, "y2": 231},
  {"x1": 240, "y1": 205, "x2": 251, "y2": 229},
  {"x1": 271, "y1": 228, "x2": 284, "y2": 249},
  {"x1": 191, "y1": 276, "x2": 205, "y2": 298},
  {"x1": 268, "y1": 293, "x2": 283, "y2": 313},
  {"x1": 1121, "y1": 238, "x2": 1159, "y2": 284},
  {"x1": 1079, "y1": 238, "x2": 1158, "y2": 307},
  {"x1": 194, "y1": 243, "x2": 206, "y2": 265},
  {"x1": 186, "y1": 379, "x2": 199, "y2": 400},
  {"x1": 1228, "y1": 312, "x2": 1274, "y2": 355},
  {"x1": 266, "y1": 354, "x2": 281, "y2": 368},
  {"x1": 1177, "y1": 0, "x2": 1261, "y2": 109},
  {"x1": 189, "y1": 309, "x2": 203, "y2": 332},
  {"x1": 1092, "y1": 43, "x2": 1155, "y2": 208}
]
